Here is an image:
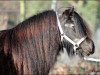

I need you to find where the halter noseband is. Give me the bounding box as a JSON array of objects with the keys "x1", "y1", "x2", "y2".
[{"x1": 56, "y1": 12, "x2": 87, "y2": 54}]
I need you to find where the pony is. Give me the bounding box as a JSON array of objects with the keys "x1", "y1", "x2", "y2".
[
  {"x1": 60, "y1": 7, "x2": 95, "y2": 57},
  {"x1": 0, "y1": 7, "x2": 94, "y2": 75},
  {"x1": 49, "y1": 7, "x2": 95, "y2": 74}
]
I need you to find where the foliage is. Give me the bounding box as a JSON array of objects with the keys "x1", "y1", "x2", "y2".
[
  {"x1": 49, "y1": 61, "x2": 100, "y2": 75},
  {"x1": 25, "y1": 1, "x2": 51, "y2": 18},
  {"x1": 23, "y1": 1, "x2": 98, "y2": 31}
]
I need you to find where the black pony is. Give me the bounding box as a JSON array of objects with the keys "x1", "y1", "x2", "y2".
[{"x1": 0, "y1": 8, "x2": 94, "y2": 75}]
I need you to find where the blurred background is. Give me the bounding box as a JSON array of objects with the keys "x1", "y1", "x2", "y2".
[{"x1": 0, "y1": 0, "x2": 99, "y2": 74}]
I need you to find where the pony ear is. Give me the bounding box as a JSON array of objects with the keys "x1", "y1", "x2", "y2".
[
  {"x1": 60, "y1": 6, "x2": 74, "y2": 20},
  {"x1": 69, "y1": 6, "x2": 74, "y2": 17}
]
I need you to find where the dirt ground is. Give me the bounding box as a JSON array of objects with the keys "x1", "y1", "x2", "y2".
[{"x1": 49, "y1": 61, "x2": 100, "y2": 75}]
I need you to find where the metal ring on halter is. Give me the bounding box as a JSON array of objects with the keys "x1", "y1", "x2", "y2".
[{"x1": 73, "y1": 44, "x2": 79, "y2": 54}]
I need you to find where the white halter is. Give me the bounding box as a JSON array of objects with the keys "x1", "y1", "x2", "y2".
[{"x1": 56, "y1": 12, "x2": 87, "y2": 53}]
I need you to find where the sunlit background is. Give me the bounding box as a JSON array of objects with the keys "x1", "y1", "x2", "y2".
[{"x1": 0, "y1": 0, "x2": 99, "y2": 74}]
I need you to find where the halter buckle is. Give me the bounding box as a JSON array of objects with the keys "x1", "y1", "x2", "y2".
[{"x1": 74, "y1": 44, "x2": 79, "y2": 54}]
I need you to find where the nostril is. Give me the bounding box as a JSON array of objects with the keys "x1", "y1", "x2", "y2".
[
  {"x1": 90, "y1": 42, "x2": 95, "y2": 54},
  {"x1": 90, "y1": 49, "x2": 94, "y2": 54}
]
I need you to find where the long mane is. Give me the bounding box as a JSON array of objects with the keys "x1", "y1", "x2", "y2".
[{"x1": 0, "y1": 10, "x2": 61, "y2": 75}]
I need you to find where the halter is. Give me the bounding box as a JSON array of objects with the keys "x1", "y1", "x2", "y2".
[{"x1": 56, "y1": 12, "x2": 87, "y2": 54}]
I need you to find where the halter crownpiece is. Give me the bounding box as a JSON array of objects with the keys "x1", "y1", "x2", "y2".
[{"x1": 56, "y1": 10, "x2": 87, "y2": 54}]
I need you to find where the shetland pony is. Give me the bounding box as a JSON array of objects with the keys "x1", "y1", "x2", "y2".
[
  {"x1": 0, "y1": 8, "x2": 94, "y2": 75},
  {"x1": 49, "y1": 7, "x2": 95, "y2": 74}
]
